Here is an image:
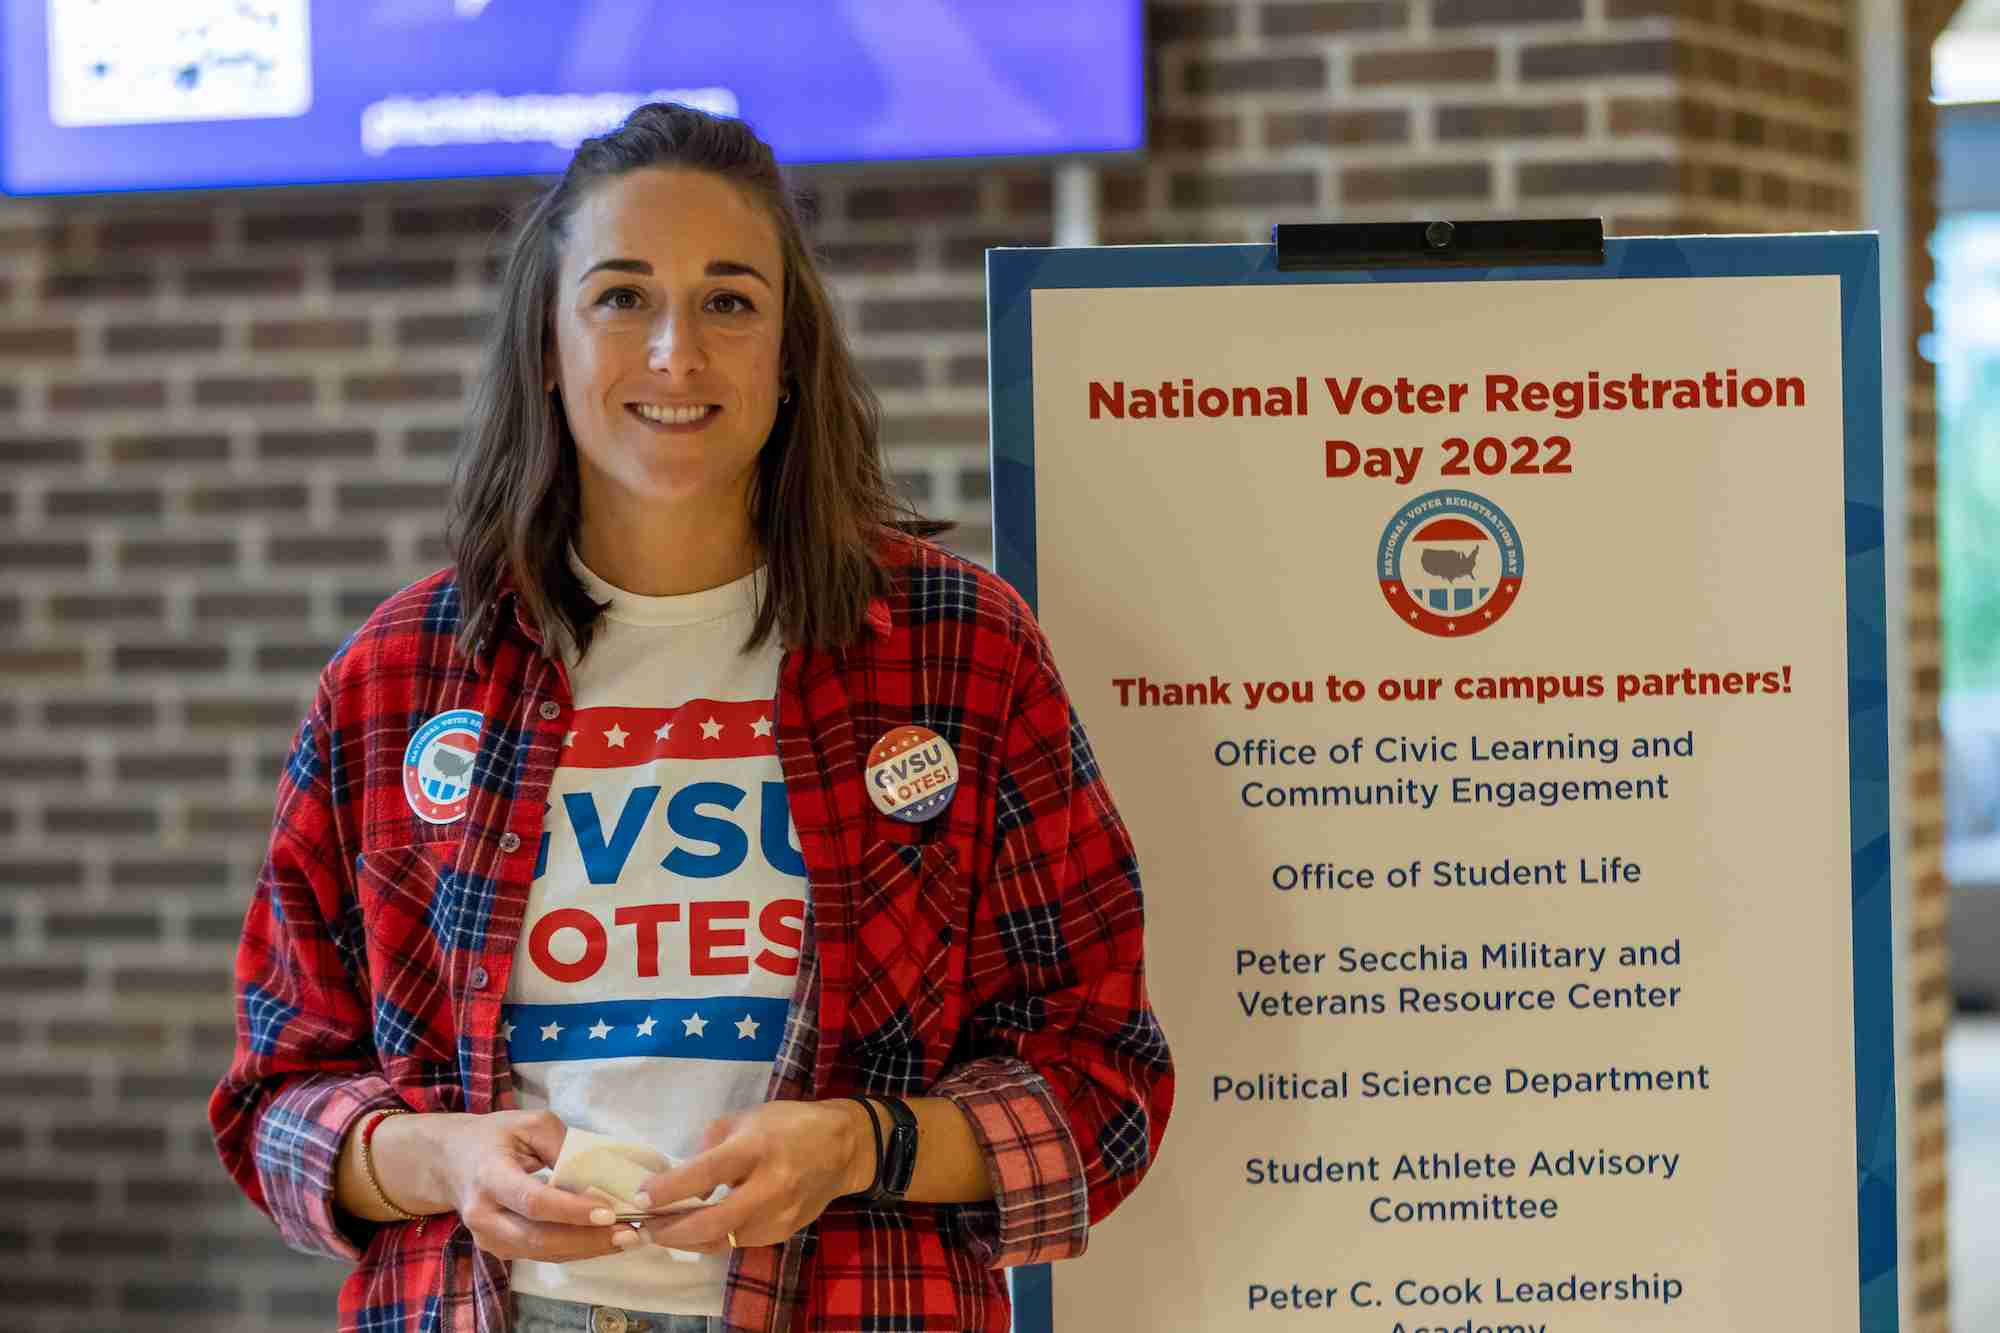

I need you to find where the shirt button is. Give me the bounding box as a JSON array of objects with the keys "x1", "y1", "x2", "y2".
[
  {"x1": 499, "y1": 832, "x2": 521, "y2": 853},
  {"x1": 470, "y1": 966, "x2": 490, "y2": 990},
  {"x1": 539, "y1": 700, "x2": 561, "y2": 721}
]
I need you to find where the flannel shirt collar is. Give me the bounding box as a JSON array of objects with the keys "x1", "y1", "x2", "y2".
[{"x1": 470, "y1": 558, "x2": 894, "y2": 671}]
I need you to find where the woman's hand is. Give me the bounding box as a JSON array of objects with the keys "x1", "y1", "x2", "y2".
[
  {"x1": 630, "y1": 1101, "x2": 874, "y2": 1254},
  {"x1": 370, "y1": 1109, "x2": 642, "y2": 1263}
]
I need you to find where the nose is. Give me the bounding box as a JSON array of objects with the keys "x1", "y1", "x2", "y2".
[{"x1": 647, "y1": 305, "x2": 706, "y2": 376}]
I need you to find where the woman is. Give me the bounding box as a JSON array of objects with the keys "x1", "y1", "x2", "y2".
[{"x1": 209, "y1": 102, "x2": 1173, "y2": 1333}]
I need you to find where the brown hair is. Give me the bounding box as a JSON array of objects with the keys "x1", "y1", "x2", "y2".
[{"x1": 446, "y1": 101, "x2": 943, "y2": 664}]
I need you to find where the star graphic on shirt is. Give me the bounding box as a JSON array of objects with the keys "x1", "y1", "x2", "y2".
[
  {"x1": 636, "y1": 1015, "x2": 657, "y2": 1037},
  {"x1": 588, "y1": 1018, "x2": 613, "y2": 1040},
  {"x1": 501, "y1": 1022, "x2": 516, "y2": 1042},
  {"x1": 603, "y1": 723, "x2": 629, "y2": 748},
  {"x1": 735, "y1": 1014, "x2": 760, "y2": 1040},
  {"x1": 562, "y1": 730, "x2": 577, "y2": 748},
  {"x1": 682, "y1": 1012, "x2": 708, "y2": 1038},
  {"x1": 700, "y1": 717, "x2": 723, "y2": 740},
  {"x1": 750, "y1": 715, "x2": 773, "y2": 738},
  {"x1": 654, "y1": 721, "x2": 673, "y2": 741},
  {"x1": 540, "y1": 1021, "x2": 563, "y2": 1042}
]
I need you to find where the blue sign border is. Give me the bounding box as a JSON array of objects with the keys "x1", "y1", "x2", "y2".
[{"x1": 987, "y1": 234, "x2": 1894, "y2": 1333}]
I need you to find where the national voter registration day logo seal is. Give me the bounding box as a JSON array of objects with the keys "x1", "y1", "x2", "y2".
[
  {"x1": 865, "y1": 725, "x2": 959, "y2": 824},
  {"x1": 403, "y1": 708, "x2": 482, "y2": 825},
  {"x1": 1377, "y1": 489, "x2": 1524, "y2": 637}
]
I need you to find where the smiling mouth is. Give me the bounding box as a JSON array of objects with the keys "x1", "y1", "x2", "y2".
[{"x1": 628, "y1": 403, "x2": 719, "y2": 426}]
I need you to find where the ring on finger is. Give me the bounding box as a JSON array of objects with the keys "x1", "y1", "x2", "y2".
[{"x1": 728, "y1": 1231, "x2": 740, "y2": 1248}]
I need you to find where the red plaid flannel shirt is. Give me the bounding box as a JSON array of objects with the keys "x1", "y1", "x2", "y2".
[{"x1": 209, "y1": 536, "x2": 1174, "y2": 1332}]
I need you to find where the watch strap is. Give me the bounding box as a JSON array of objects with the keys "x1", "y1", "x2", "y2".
[{"x1": 863, "y1": 1096, "x2": 920, "y2": 1203}]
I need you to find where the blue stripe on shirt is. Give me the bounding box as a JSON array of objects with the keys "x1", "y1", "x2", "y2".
[{"x1": 502, "y1": 997, "x2": 789, "y2": 1064}]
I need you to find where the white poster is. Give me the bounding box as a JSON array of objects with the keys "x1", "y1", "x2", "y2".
[{"x1": 988, "y1": 237, "x2": 1894, "y2": 1333}]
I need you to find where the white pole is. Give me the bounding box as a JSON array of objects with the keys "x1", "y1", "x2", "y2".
[{"x1": 1053, "y1": 161, "x2": 1100, "y2": 248}]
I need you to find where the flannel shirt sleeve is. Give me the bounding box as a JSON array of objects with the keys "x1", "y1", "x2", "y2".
[
  {"x1": 207, "y1": 681, "x2": 405, "y2": 1261},
  {"x1": 934, "y1": 609, "x2": 1175, "y2": 1270}
]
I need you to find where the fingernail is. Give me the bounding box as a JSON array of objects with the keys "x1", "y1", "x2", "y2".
[
  {"x1": 590, "y1": 1208, "x2": 615, "y2": 1226},
  {"x1": 612, "y1": 1228, "x2": 639, "y2": 1248},
  {"x1": 631, "y1": 1192, "x2": 652, "y2": 1209}
]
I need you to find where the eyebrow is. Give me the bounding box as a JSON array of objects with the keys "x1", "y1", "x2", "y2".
[{"x1": 576, "y1": 257, "x2": 775, "y2": 289}]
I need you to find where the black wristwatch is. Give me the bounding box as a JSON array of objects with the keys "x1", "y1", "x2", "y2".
[{"x1": 861, "y1": 1096, "x2": 919, "y2": 1204}]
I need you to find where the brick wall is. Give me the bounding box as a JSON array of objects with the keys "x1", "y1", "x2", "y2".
[
  {"x1": 1905, "y1": 1, "x2": 1957, "y2": 1327},
  {"x1": 0, "y1": 1, "x2": 1919, "y2": 1327}
]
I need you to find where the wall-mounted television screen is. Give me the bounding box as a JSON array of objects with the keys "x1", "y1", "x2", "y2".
[{"x1": 1, "y1": 0, "x2": 1146, "y2": 196}]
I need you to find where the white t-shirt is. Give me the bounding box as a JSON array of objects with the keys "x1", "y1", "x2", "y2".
[{"x1": 506, "y1": 547, "x2": 806, "y2": 1315}]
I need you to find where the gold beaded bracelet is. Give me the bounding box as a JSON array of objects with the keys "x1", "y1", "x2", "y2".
[{"x1": 358, "y1": 1108, "x2": 427, "y2": 1235}]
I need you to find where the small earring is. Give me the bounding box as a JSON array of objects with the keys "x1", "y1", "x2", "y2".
[{"x1": 779, "y1": 389, "x2": 791, "y2": 404}]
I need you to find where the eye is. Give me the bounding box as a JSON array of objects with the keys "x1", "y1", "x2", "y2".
[
  {"x1": 596, "y1": 287, "x2": 642, "y2": 310},
  {"x1": 708, "y1": 291, "x2": 755, "y2": 315}
]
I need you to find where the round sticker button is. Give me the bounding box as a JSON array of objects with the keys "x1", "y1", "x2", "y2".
[
  {"x1": 866, "y1": 726, "x2": 960, "y2": 824},
  {"x1": 403, "y1": 707, "x2": 482, "y2": 825}
]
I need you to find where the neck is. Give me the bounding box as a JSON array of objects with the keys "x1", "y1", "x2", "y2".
[{"x1": 574, "y1": 500, "x2": 761, "y2": 597}]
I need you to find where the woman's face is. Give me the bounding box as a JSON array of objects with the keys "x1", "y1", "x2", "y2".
[{"x1": 548, "y1": 167, "x2": 786, "y2": 533}]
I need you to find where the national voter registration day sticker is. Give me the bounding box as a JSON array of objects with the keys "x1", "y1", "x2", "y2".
[
  {"x1": 866, "y1": 726, "x2": 959, "y2": 823},
  {"x1": 1378, "y1": 489, "x2": 1525, "y2": 638},
  {"x1": 403, "y1": 708, "x2": 482, "y2": 825}
]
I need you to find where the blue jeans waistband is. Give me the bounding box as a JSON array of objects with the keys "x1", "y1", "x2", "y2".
[{"x1": 510, "y1": 1290, "x2": 726, "y2": 1333}]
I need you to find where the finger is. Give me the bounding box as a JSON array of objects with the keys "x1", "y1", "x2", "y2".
[
  {"x1": 641, "y1": 1184, "x2": 771, "y2": 1252},
  {"x1": 477, "y1": 1209, "x2": 630, "y2": 1263},
  {"x1": 480, "y1": 1159, "x2": 615, "y2": 1228},
  {"x1": 635, "y1": 1140, "x2": 754, "y2": 1211},
  {"x1": 511, "y1": 1110, "x2": 570, "y2": 1169}
]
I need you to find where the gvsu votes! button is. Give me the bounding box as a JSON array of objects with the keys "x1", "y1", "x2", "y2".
[{"x1": 866, "y1": 726, "x2": 959, "y2": 824}]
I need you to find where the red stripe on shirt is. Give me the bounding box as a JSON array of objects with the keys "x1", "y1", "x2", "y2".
[{"x1": 557, "y1": 700, "x2": 778, "y2": 766}]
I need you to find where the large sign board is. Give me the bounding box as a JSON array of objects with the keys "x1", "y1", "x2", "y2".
[{"x1": 989, "y1": 235, "x2": 1895, "y2": 1333}]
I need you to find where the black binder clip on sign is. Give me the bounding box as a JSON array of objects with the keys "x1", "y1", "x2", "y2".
[{"x1": 1272, "y1": 218, "x2": 1605, "y2": 271}]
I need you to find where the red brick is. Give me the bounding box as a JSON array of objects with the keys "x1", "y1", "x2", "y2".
[
  {"x1": 847, "y1": 183, "x2": 979, "y2": 223},
  {"x1": 336, "y1": 481, "x2": 450, "y2": 513},
  {"x1": 104, "y1": 321, "x2": 224, "y2": 355},
  {"x1": 1352, "y1": 47, "x2": 1497, "y2": 85},
  {"x1": 188, "y1": 482, "x2": 310, "y2": 517},
  {"x1": 1154, "y1": 113, "x2": 1244, "y2": 152},
  {"x1": 1171, "y1": 170, "x2": 1320, "y2": 209},
  {"x1": 183, "y1": 263, "x2": 305, "y2": 298},
  {"x1": 194, "y1": 376, "x2": 315, "y2": 408},
  {"x1": 48, "y1": 592, "x2": 165, "y2": 623},
  {"x1": 860, "y1": 298, "x2": 986, "y2": 335},
  {"x1": 44, "y1": 488, "x2": 164, "y2": 519},
  {"x1": 1520, "y1": 38, "x2": 1677, "y2": 79},
  {"x1": 1518, "y1": 157, "x2": 1677, "y2": 195},
  {"x1": 1435, "y1": 0, "x2": 1580, "y2": 21},
  {"x1": 243, "y1": 211, "x2": 365, "y2": 245},
  {"x1": 1186, "y1": 54, "x2": 1328, "y2": 95},
  {"x1": 343, "y1": 372, "x2": 464, "y2": 404},
  {"x1": 268, "y1": 534, "x2": 391, "y2": 566},
  {"x1": 251, "y1": 319, "x2": 370, "y2": 352},
  {"x1": 0, "y1": 325, "x2": 79, "y2": 358},
  {"x1": 1266, "y1": 109, "x2": 1411, "y2": 147},
  {"x1": 41, "y1": 268, "x2": 156, "y2": 302},
  {"x1": 1261, "y1": 1, "x2": 1408, "y2": 35},
  {"x1": 332, "y1": 259, "x2": 457, "y2": 292},
  {"x1": 193, "y1": 591, "x2": 312, "y2": 623},
  {"x1": 258, "y1": 428, "x2": 376, "y2": 461},
  {"x1": 108, "y1": 432, "x2": 229, "y2": 465},
  {"x1": 1152, "y1": 3, "x2": 1241, "y2": 40},
  {"x1": 0, "y1": 436, "x2": 80, "y2": 465},
  {"x1": 1437, "y1": 101, "x2": 1588, "y2": 139},
  {"x1": 47, "y1": 379, "x2": 167, "y2": 412},
  {"x1": 814, "y1": 239, "x2": 921, "y2": 273},
  {"x1": 398, "y1": 313, "x2": 491, "y2": 347},
  {"x1": 117, "y1": 537, "x2": 239, "y2": 571},
  {"x1": 99, "y1": 217, "x2": 215, "y2": 250},
  {"x1": 391, "y1": 203, "x2": 519, "y2": 238},
  {"x1": 1342, "y1": 162, "x2": 1494, "y2": 203}
]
